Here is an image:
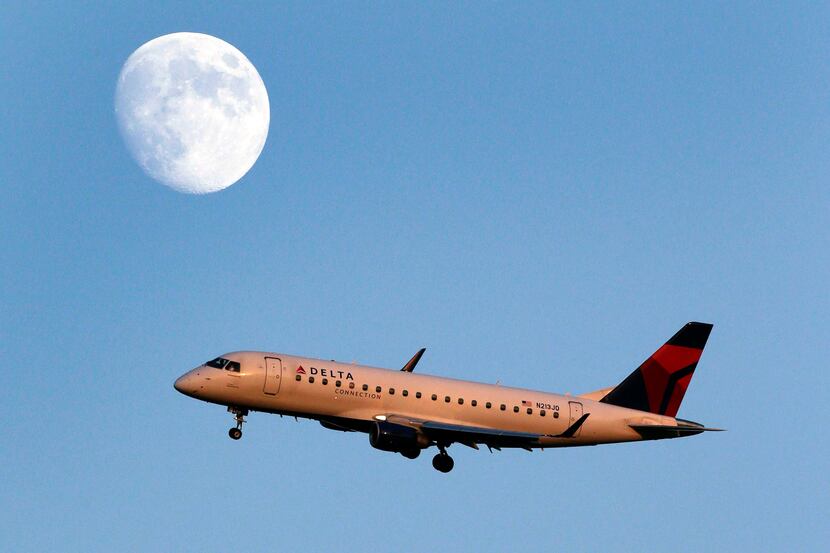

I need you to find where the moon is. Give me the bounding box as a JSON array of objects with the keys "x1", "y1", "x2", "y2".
[{"x1": 115, "y1": 33, "x2": 270, "y2": 194}]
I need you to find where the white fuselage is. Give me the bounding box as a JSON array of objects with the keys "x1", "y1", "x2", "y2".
[{"x1": 174, "y1": 351, "x2": 681, "y2": 448}]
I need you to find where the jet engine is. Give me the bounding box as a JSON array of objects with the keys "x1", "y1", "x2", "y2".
[{"x1": 369, "y1": 421, "x2": 429, "y2": 458}]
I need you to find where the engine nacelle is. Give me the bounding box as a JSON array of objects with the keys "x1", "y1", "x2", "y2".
[{"x1": 369, "y1": 421, "x2": 428, "y2": 454}]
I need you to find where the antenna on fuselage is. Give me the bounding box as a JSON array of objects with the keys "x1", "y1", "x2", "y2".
[{"x1": 401, "y1": 348, "x2": 426, "y2": 372}]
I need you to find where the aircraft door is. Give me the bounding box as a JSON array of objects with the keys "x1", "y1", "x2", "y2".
[
  {"x1": 264, "y1": 357, "x2": 282, "y2": 395},
  {"x1": 568, "y1": 401, "x2": 584, "y2": 437}
]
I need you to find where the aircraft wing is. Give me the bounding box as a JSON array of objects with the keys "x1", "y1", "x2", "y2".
[
  {"x1": 419, "y1": 420, "x2": 543, "y2": 449},
  {"x1": 315, "y1": 414, "x2": 538, "y2": 447},
  {"x1": 316, "y1": 413, "x2": 591, "y2": 449},
  {"x1": 384, "y1": 414, "x2": 587, "y2": 449}
]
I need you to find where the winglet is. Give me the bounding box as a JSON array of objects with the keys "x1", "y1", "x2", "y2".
[
  {"x1": 557, "y1": 413, "x2": 590, "y2": 438},
  {"x1": 401, "y1": 348, "x2": 426, "y2": 372}
]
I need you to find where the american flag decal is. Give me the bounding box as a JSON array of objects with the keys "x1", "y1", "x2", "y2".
[{"x1": 522, "y1": 400, "x2": 532, "y2": 407}]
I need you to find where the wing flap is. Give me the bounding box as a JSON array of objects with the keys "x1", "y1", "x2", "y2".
[
  {"x1": 386, "y1": 415, "x2": 545, "y2": 448},
  {"x1": 384, "y1": 410, "x2": 596, "y2": 448}
]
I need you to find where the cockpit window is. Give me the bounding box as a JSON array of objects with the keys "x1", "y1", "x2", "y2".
[
  {"x1": 206, "y1": 357, "x2": 229, "y2": 368},
  {"x1": 205, "y1": 357, "x2": 241, "y2": 371}
]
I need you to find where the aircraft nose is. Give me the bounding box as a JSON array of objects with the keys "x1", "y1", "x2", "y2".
[
  {"x1": 173, "y1": 375, "x2": 186, "y2": 393},
  {"x1": 174, "y1": 371, "x2": 198, "y2": 396}
]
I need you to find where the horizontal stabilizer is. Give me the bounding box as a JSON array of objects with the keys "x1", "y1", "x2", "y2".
[
  {"x1": 629, "y1": 423, "x2": 723, "y2": 440},
  {"x1": 579, "y1": 387, "x2": 613, "y2": 401}
]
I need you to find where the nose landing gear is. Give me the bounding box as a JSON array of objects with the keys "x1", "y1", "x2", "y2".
[
  {"x1": 228, "y1": 407, "x2": 248, "y2": 440},
  {"x1": 431, "y1": 444, "x2": 454, "y2": 473}
]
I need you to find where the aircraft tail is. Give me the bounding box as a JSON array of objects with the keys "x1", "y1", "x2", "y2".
[{"x1": 600, "y1": 322, "x2": 713, "y2": 417}]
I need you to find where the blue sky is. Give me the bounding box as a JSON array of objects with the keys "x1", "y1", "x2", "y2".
[{"x1": 2, "y1": 3, "x2": 828, "y2": 551}]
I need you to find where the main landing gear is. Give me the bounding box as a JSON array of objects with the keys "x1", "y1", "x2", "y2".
[
  {"x1": 228, "y1": 407, "x2": 248, "y2": 440},
  {"x1": 401, "y1": 448, "x2": 421, "y2": 460},
  {"x1": 432, "y1": 444, "x2": 454, "y2": 473}
]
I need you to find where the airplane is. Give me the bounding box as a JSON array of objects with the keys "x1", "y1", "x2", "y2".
[{"x1": 174, "y1": 322, "x2": 721, "y2": 472}]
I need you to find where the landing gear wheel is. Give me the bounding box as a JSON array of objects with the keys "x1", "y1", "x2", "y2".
[
  {"x1": 401, "y1": 448, "x2": 421, "y2": 460},
  {"x1": 227, "y1": 406, "x2": 248, "y2": 440},
  {"x1": 432, "y1": 453, "x2": 454, "y2": 473}
]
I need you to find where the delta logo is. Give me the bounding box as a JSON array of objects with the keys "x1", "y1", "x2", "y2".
[{"x1": 295, "y1": 365, "x2": 355, "y2": 380}]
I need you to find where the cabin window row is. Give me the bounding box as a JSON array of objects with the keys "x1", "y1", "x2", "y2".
[{"x1": 294, "y1": 374, "x2": 560, "y2": 418}]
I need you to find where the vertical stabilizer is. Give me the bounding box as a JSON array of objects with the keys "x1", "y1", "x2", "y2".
[{"x1": 600, "y1": 322, "x2": 713, "y2": 417}]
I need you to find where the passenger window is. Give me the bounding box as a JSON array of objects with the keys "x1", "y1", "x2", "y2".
[
  {"x1": 295, "y1": 375, "x2": 302, "y2": 381},
  {"x1": 389, "y1": 388, "x2": 395, "y2": 395},
  {"x1": 486, "y1": 402, "x2": 492, "y2": 409},
  {"x1": 471, "y1": 400, "x2": 477, "y2": 407},
  {"x1": 376, "y1": 386, "x2": 382, "y2": 393},
  {"x1": 500, "y1": 404, "x2": 506, "y2": 411},
  {"x1": 349, "y1": 382, "x2": 355, "y2": 389},
  {"x1": 513, "y1": 406, "x2": 519, "y2": 413},
  {"x1": 402, "y1": 390, "x2": 409, "y2": 397},
  {"x1": 457, "y1": 398, "x2": 464, "y2": 405},
  {"x1": 335, "y1": 380, "x2": 341, "y2": 387},
  {"x1": 431, "y1": 394, "x2": 438, "y2": 401},
  {"x1": 526, "y1": 408, "x2": 532, "y2": 415},
  {"x1": 322, "y1": 378, "x2": 328, "y2": 385},
  {"x1": 362, "y1": 384, "x2": 368, "y2": 391},
  {"x1": 416, "y1": 392, "x2": 422, "y2": 399},
  {"x1": 309, "y1": 376, "x2": 315, "y2": 384},
  {"x1": 540, "y1": 410, "x2": 546, "y2": 417},
  {"x1": 444, "y1": 396, "x2": 451, "y2": 403},
  {"x1": 553, "y1": 411, "x2": 559, "y2": 419}
]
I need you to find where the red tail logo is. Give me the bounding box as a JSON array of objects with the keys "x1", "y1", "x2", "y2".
[{"x1": 601, "y1": 323, "x2": 712, "y2": 417}]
